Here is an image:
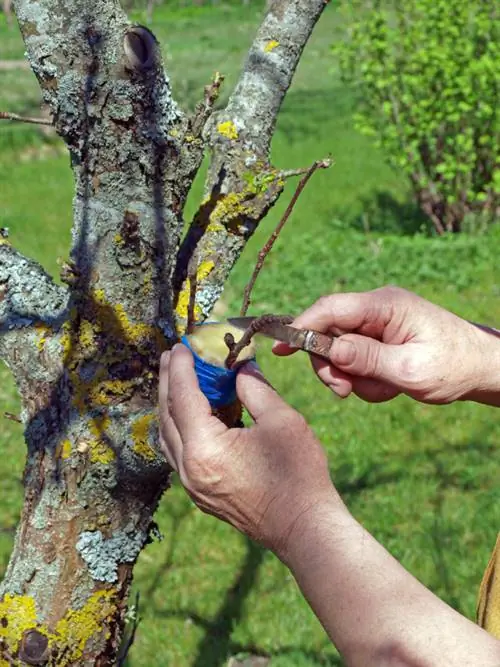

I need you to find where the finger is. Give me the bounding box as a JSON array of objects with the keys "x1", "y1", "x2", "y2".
[
  {"x1": 158, "y1": 351, "x2": 183, "y2": 470},
  {"x1": 272, "y1": 339, "x2": 300, "y2": 357},
  {"x1": 236, "y1": 362, "x2": 290, "y2": 422},
  {"x1": 167, "y1": 344, "x2": 227, "y2": 443},
  {"x1": 309, "y1": 355, "x2": 354, "y2": 398},
  {"x1": 328, "y1": 333, "x2": 405, "y2": 385},
  {"x1": 350, "y1": 377, "x2": 400, "y2": 403},
  {"x1": 286, "y1": 290, "x2": 396, "y2": 339}
]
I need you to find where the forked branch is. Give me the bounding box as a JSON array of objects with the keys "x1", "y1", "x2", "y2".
[{"x1": 224, "y1": 314, "x2": 294, "y2": 369}]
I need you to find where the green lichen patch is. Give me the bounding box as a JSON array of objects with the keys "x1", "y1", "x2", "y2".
[{"x1": 76, "y1": 530, "x2": 146, "y2": 583}]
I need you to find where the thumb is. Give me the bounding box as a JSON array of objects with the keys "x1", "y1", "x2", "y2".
[
  {"x1": 236, "y1": 362, "x2": 289, "y2": 422},
  {"x1": 329, "y1": 334, "x2": 403, "y2": 384}
]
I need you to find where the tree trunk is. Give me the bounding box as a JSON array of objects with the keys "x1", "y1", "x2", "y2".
[{"x1": 0, "y1": 0, "x2": 328, "y2": 663}]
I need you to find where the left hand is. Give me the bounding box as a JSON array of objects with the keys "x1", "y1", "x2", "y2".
[{"x1": 158, "y1": 344, "x2": 339, "y2": 558}]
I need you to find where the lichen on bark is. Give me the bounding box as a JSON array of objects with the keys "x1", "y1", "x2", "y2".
[{"x1": 1, "y1": 0, "x2": 329, "y2": 663}]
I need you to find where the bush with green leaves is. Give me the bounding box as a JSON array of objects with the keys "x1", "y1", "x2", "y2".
[{"x1": 334, "y1": 0, "x2": 499, "y2": 234}]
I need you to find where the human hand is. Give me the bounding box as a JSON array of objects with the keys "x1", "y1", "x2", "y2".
[
  {"x1": 158, "y1": 344, "x2": 340, "y2": 558},
  {"x1": 273, "y1": 286, "x2": 500, "y2": 404}
]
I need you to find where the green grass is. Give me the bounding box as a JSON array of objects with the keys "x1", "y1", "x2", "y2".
[{"x1": 1, "y1": 3, "x2": 499, "y2": 666}]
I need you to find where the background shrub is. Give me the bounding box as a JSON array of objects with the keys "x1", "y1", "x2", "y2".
[{"x1": 334, "y1": 0, "x2": 499, "y2": 234}]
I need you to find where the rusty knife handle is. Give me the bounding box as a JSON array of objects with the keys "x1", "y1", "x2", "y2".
[{"x1": 302, "y1": 330, "x2": 336, "y2": 360}]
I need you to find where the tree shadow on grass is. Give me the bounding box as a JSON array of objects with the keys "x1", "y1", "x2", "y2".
[
  {"x1": 133, "y1": 432, "x2": 497, "y2": 666},
  {"x1": 147, "y1": 533, "x2": 342, "y2": 666},
  {"x1": 343, "y1": 191, "x2": 430, "y2": 237}
]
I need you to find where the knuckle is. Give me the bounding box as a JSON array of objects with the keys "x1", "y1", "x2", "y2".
[
  {"x1": 166, "y1": 393, "x2": 175, "y2": 414},
  {"x1": 315, "y1": 294, "x2": 334, "y2": 314},
  {"x1": 366, "y1": 347, "x2": 380, "y2": 377},
  {"x1": 286, "y1": 410, "x2": 310, "y2": 437},
  {"x1": 375, "y1": 285, "x2": 409, "y2": 302}
]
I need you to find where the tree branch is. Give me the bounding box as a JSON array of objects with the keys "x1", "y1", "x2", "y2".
[
  {"x1": 174, "y1": 0, "x2": 330, "y2": 330},
  {"x1": 0, "y1": 237, "x2": 69, "y2": 388},
  {"x1": 240, "y1": 159, "x2": 331, "y2": 316},
  {"x1": 218, "y1": 0, "x2": 330, "y2": 155}
]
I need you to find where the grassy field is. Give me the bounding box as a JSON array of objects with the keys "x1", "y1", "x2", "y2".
[{"x1": 1, "y1": 3, "x2": 499, "y2": 666}]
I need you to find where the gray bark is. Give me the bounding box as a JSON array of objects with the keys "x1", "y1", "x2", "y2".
[{"x1": 0, "y1": 0, "x2": 328, "y2": 663}]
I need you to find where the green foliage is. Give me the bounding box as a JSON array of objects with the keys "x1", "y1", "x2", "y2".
[
  {"x1": 1, "y1": 4, "x2": 500, "y2": 667},
  {"x1": 334, "y1": 0, "x2": 499, "y2": 234}
]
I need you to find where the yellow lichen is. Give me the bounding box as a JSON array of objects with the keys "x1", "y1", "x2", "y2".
[
  {"x1": 114, "y1": 233, "x2": 123, "y2": 244},
  {"x1": 209, "y1": 191, "x2": 250, "y2": 229},
  {"x1": 88, "y1": 379, "x2": 136, "y2": 407},
  {"x1": 205, "y1": 221, "x2": 225, "y2": 234},
  {"x1": 131, "y1": 413, "x2": 157, "y2": 460},
  {"x1": 60, "y1": 439, "x2": 72, "y2": 460},
  {"x1": 0, "y1": 590, "x2": 117, "y2": 665},
  {"x1": 79, "y1": 319, "x2": 99, "y2": 351},
  {"x1": 89, "y1": 439, "x2": 115, "y2": 465},
  {"x1": 175, "y1": 259, "x2": 216, "y2": 320},
  {"x1": 35, "y1": 322, "x2": 50, "y2": 351},
  {"x1": 264, "y1": 39, "x2": 280, "y2": 52},
  {"x1": 88, "y1": 415, "x2": 115, "y2": 464},
  {"x1": 0, "y1": 238, "x2": 10, "y2": 246},
  {"x1": 0, "y1": 594, "x2": 38, "y2": 653},
  {"x1": 217, "y1": 120, "x2": 238, "y2": 140},
  {"x1": 197, "y1": 260, "x2": 215, "y2": 281},
  {"x1": 50, "y1": 589, "x2": 116, "y2": 665},
  {"x1": 143, "y1": 269, "x2": 153, "y2": 295},
  {"x1": 59, "y1": 286, "x2": 166, "y2": 415},
  {"x1": 176, "y1": 278, "x2": 202, "y2": 321}
]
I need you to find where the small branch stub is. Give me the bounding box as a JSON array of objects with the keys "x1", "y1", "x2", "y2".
[
  {"x1": 4, "y1": 412, "x2": 22, "y2": 423},
  {"x1": 0, "y1": 111, "x2": 52, "y2": 126},
  {"x1": 19, "y1": 629, "x2": 49, "y2": 665},
  {"x1": 124, "y1": 26, "x2": 158, "y2": 70}
]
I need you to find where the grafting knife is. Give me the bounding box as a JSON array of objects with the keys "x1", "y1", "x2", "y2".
[{"x1": 227, "y1": 316, "x2": 337, "y2": 361}]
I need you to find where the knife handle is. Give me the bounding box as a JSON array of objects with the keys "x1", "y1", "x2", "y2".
[{"x1": 302, "y1": 330, "x2": 336, "y2": 360}]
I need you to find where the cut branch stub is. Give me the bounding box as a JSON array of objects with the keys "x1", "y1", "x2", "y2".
[{"x1": 124, "y1": 26, "x2": 158, "y2": 70}]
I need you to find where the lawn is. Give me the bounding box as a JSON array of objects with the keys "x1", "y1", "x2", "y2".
[{"x1": 0, "y1": 3, "x2": 499, "y2": 666}]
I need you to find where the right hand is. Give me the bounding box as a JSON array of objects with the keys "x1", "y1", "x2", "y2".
[{"x1": 273, "y1": 286, "x2": 500, "y2": 404}]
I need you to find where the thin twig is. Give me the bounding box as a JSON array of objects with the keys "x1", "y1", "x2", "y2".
[
  {"x1": 224, "y1": 314, "x2": 293, "y2": 369},
  {"x1": 117, "y1": 591, "x2": 141, "y2": 667},
  {"x1": 190, "y1": 71, "x2": 224, "y2": 137},
  {"x1": 278, "y1": 159, "x2": 332, "y2": 180},
  {"x1": 0, "y1": 111, "x2": 53, "y2": 126},
  {"x1": 240, "y1": 158, "x2": 332, "y2": 317},
  {"x1": 4, "y1": 412, "x2": 22, "y2": 424}
]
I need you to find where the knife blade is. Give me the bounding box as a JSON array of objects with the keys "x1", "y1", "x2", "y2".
[{"x1": 227, "y1": 316, "x2": 336, "y2": 361}]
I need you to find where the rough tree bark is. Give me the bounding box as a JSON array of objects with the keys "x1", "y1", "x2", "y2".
[{"x1": 0, "y1": 1, "x2": 328, "y2": 664}]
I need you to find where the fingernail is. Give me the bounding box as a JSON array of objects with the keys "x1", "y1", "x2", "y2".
[
  {"x1": 171, "y1": 343, "x2": 183, "y2": 354},
  {"x1": 333, "y1": 339, "x2": 355, "y2": 365}
]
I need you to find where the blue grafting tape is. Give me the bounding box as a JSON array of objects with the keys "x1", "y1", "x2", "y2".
[{"x1": 181, "y1": 335, "x2": 238, "y2": 408}]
